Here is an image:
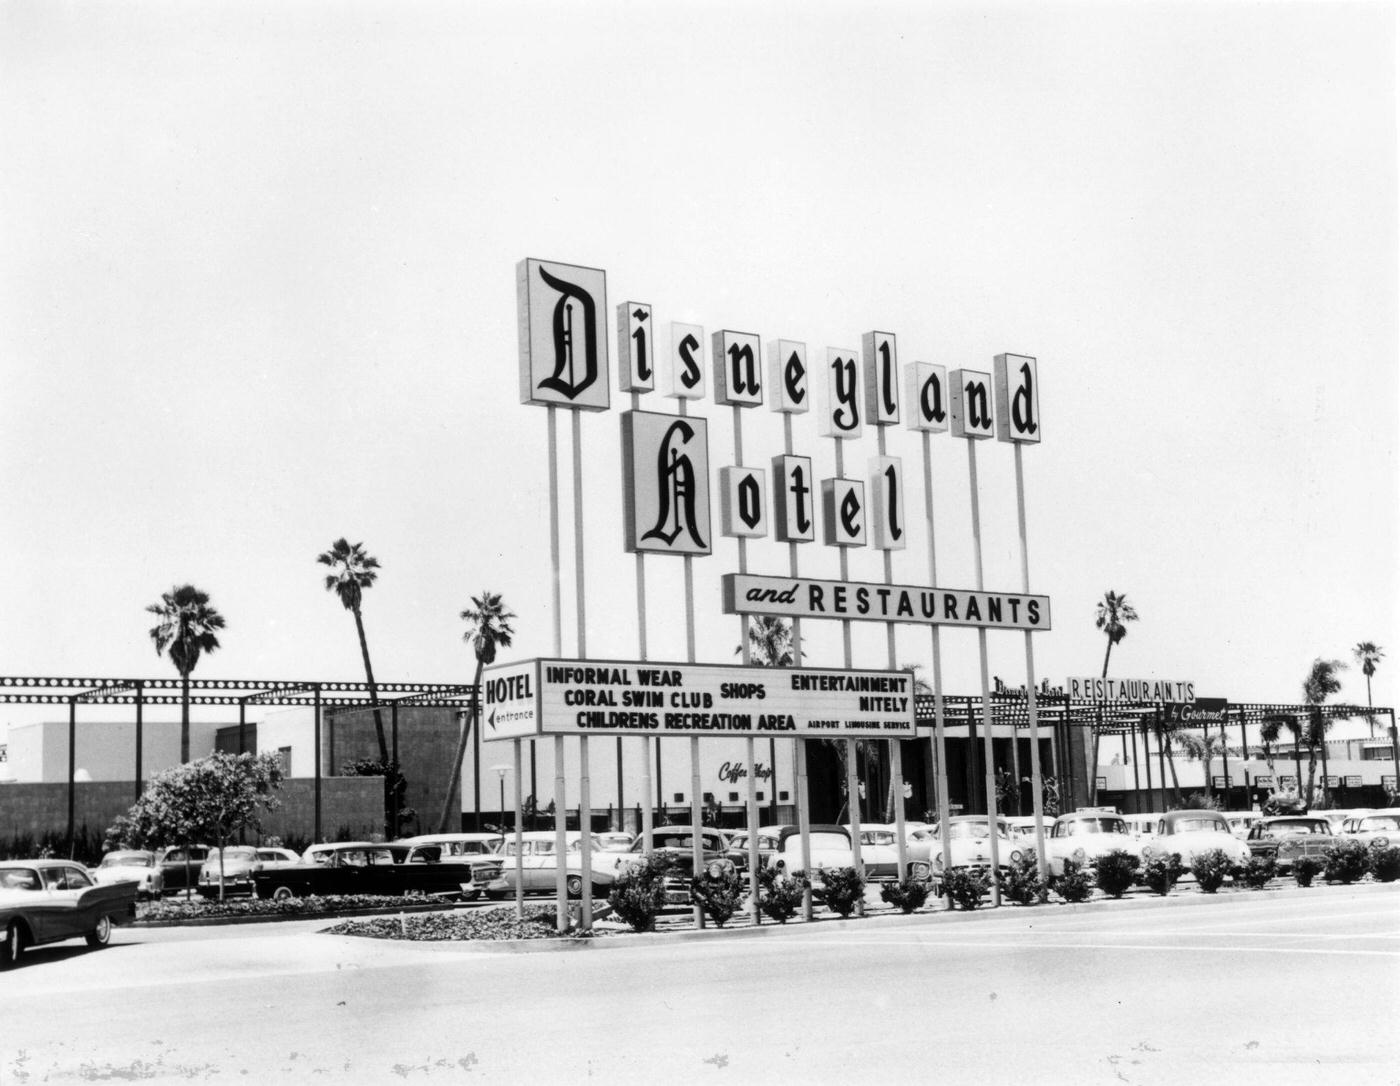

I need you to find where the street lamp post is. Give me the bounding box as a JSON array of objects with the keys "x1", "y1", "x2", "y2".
[{"x1": 491, "y1": 764, "x2": 511, "y2": 831}]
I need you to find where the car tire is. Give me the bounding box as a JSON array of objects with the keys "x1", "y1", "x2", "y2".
[
  {"x1": 85, "y1": 915, "x2": 112, "y2": 948},
  {"x1": 271, "y1": 885, "x2": 296, "y2": 901},
  {"x1": 565, "y1": 875, "x2": 584, "y2": 898},
  {"x1": 1, "y1": 922, "x2": 25, "y2": 969}
]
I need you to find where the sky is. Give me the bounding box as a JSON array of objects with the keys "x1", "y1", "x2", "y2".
[{"x1": 1, "y1": 1, "x2": 1395, "y2": 737}]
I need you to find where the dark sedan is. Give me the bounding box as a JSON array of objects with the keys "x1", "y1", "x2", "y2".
[
  {"x1": 1, "y1": 860, "x2": 138, "y2": 968},
  {"x1": 249, "y1": 843, "x2": 473, "y2": 900},
  {"x1": 1245, "y1": 816, "x2": 1334, "y2": 873},
  {"x1": 628, "y1": 828, "x2": 734, "y2": 905}
]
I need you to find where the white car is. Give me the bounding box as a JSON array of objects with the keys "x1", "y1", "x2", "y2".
[
  {"x1": 1223, "y1": 811, "x2": 1261, "y2": 839},
  {"x1": 1138, "y1": 810, "x2": 1251, "y2": 870},
  {"x1": 497, "y1": 831, "x2": 629, "y2": 897},
  {"x1": 927, "y1": 816, "x2": 1023, "y2": 886},
  {"x1": 91, "y1": 850, "x2": 163, "y2": 900},
  {"x1": 1045, "y1": 812, "x2": 1142, "y2": 877},
  {"x1": 842, "y1": 824, "x2": 933, "y2": 883},
  {"x1": 197, "y1": 846, "x2": 301, "y2": 898},
  {"x1": 1340, "y1": 810, "x2": 1400, "y2": 849}
]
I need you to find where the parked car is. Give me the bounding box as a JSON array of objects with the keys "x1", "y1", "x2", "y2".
[
  {"x1": 1340, "y1": 810, "x2": 1400, "y2": 849},
  {"x1": 765, "y1": 824, "x2": 929, "y2": 895},
  {"x1": 395, "y1": 834, "x2": 508, "y2": 900},
  {"x1": 1138, "y1": 810, "x2": 1251, "y2": 871},
  {"x1": 196, "y1": 846, "x2": 301, "y2": 898},
  {"x1": 1006, "y1": 816, "x2": 1040, "y2": 841},
  {"x1": 594, "y1": 832, "x2": 635, "y2": 852},
  {"x1": 302, "y1": 841, "x2": 377, "y2": 865},
  {"x1": 844, "y1": 823, "x2": 934, "y2": 882},
  {"x1": 91, "y1": 849, "x2": 163, "y2": 900},
  {"x1": 0, "y1": 860, "x2": 138, "y2": 968},
  {"x1": 1045, "y1": 811, "x2": 1142, "y2": 877},
  {"x1": 627, "y1": 827, "x2": 734, "y2": 905},
  {"x1": 1223, "y1": 811, "x2": 1261, "y2": 839},
  {"x1": 725, "y1": 828, "x2": 782, "y2": 872},
  {"x1": 497, "y1": 832, "x2": 629, "y2": 898},
  {"x1": 251, "y1": 843, "x2": 472, "y2": 900},
  {"x1": 1123, "y1": 814, "x2": 1159, "y2": 839},
  {"x1": 1244, "y1": 816, "x2": 1334, "y2": 873},
  {"x1": 157, "y1": 845, "x2": 211, "y2": 896},
  {"x1": 926, "y1": 816, "x2": 1022, "y2": 888}
]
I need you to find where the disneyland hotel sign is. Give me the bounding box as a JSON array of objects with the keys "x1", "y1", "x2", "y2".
[{"x1": 515, "y1": 256, "x2": 1051, "y2": 631}]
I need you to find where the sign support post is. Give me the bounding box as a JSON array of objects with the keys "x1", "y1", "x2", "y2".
[
  {"x1": 572, "y1": 410, "x2": 593, "y2": 930},
  {"x1": 1013, "y1": 443, "x2": 1049, "y2": 880}
]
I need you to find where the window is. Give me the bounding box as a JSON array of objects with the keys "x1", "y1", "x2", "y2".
[{"x1": 277, "y1": 747, "x2": 292, "y2": 776}]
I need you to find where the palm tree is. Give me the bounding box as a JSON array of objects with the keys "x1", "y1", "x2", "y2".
[
  {"x1": 1150, "y1": 712, "x2": 1183, "y2": 804},
  {"x1": 1095, "y1": 590, "x2": 1139, "y2": 679},
  {"x1": 318, "y1": 539, "x2": 389, "y2": 765},
  {"x1": 741, "y1": 615, "x2": 793, "y2": 667},
  {"x1": 439, "y1": 592, "x2": 515, "y2": 833},
  {"x1": 1354, "y1": 641, "x2": 1384, "y2": 737},
  {"x1": 1302, "y1": 657, "x2": 1346, "y2": 805},
  {"x1": 147, "y1": 585, "x2": 225, "y2": 763},
  {"x1": 1177, "y1": 731, "x2": 1227, "y2": 797},
  {"x1": 1258, "y1": 715, "x2": 1285, "y2": 777}
]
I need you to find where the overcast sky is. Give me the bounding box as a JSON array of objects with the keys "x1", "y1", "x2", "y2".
[{"x1": 1, "y1": 1, "x2": 1395, "y2": 734}]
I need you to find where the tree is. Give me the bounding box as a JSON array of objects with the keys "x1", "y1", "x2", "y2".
[
  {"x1": 1094, "y1": 590, "x2": 1139, "y2": 679},
  {"x1": 1092, "y1": 591, "x2": 1138, "y2": 800},
  {"x1": 1302, "y1": 657, "x2": 1347, "y2": 805},
  {"x1": 1258, "y1": 715, "x2": 1285, "y2": 777},
  {"x1": 439, "y1": 592, "x2": 515, "y2": 833},
  {"x1": 739, "y1": 615, "x2": 793, "y2": 667},
  {"x1": 1354, "y1": 641, "x2": 1384, "y2": 737},
  {"x1": 318, "y1": 539, "x2": 389, "y2": 765},
  {"x1": 147, "y1": 585, "x2": 226, "y2": 763},
  {"x1": 1177, "y1": 731, "x2": 1227, "y2": 797},
  {"x1": 105, "y1": 751, "x2": 284, "y2": 900},
  {"x1": 1151, "y1": 713, "x2": 1184, "y2": 804}
]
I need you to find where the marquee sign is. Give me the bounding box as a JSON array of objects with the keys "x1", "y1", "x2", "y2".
[
  {"x1": 722, "y1": 574, "x2": 1050, "y2": 630},
  {"x1": 483, "y1": 658, "x2": 918, "y2": 740},
  {"x1": 1162, "y1": 698, "x2": 1229, "y2": 726},
  {"x1": 1067, "y1": 677, "x2": 1196, "y2": 702}
]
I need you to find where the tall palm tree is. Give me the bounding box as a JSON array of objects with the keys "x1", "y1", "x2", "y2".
[
  {"x1": 439, "y1": 592, "x2": 515, "y2": 833},
  {"x1": 1258, "y1": 715, "x2": 1285, "y2": 777},
  {"x1": 1353, "y1": 641, "x2": 1384, "y2": 737},
  {"x1": 147, "y1": 585, "x2": 225, "y2": 763},
  {"x1": 1095, "y1": 590, "x2": 1139, "y2": 679},
  {"x1": 1092, "y1": 590, "x2": 1138, "y2": 800},
  {"x1": 1302, "y1": 657, "x2": 1346, "y2": 804},
  {"x1": 741, "y1": 615, "x2": 793, "y2": 667},
  {"x1": 1177, "y1": 731, "x2": 1227, "y2": 797},
  {"x1": 318, "y1": 539, "x2": 388, "y2": 764}
]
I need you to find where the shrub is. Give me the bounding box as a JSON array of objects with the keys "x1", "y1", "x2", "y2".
[
  {"x1": 1292, "y1": 856, "x2": 1321, "y2": 888},
  {"x1": 943, "y1": 867, "x2": 992, "y2": 910},
  {"x1": 607, "y1": 854, "x2": 670, "y2": 932},
  {"x1": 1369, "y1": 845, "x2": 1400, "y2": 883},
  {"x1": 1093, "y1": 850, "x2": 1139, "y2": 899},
  {"x1": 1142, "y1": 854, "x2": 1184, "y2": 896},
  {"x1": 1240, "y1": 855, "x2": 1275, "y2": 889},
  {"x1": 1055, "y1": 859, "x2": 1092, "y2": 903},
  {"x1": 757, "y1": 867, "x2": 808, "y2": 924},
  {"x1": 689, "y1": 867, "x2": 745, "y2": 928},
  {"x1": 820, "y1": 866, "x2": 866, "y2": 918},
  {"x1": 1190, "y1": 848, "x2": 1232, "y2": 894},
  {"x1": 1323, "y1": 839, "x2": 1370, "y2": 885},
  {"x1": 879, "y1": 875, "x2": 930, "y2": 914},
  {"x1": 1002, "y1": 852, "x2": 1047, "y2": 906}
]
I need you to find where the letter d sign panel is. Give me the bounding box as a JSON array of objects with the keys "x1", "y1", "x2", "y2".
[
  {"x1": 517, "y1": 258, "x2": 610, "y2": 411},
  {"x1": 621, "y1": 410, "x2": 713, "y2": 556},
  {"x1": 995, "y1": 353, "x2": 1040, "y2": 444}
]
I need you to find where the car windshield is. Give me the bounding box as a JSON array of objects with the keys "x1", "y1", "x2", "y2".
[
  {"x1": 947, "y1": 822, "x2": 1006, "y2": 842},
  {"x1": 1268, "y1": 820, "x2": 1330, "y2": 835},
  {"x1": 0, "y1": 868, "x2": 42, "y2": 891},
  {"x1": 860, "y1": 831, "x2": 897, "y2": 846},
  {"x1": 1056, "y1": 818, "x2": 1127, "y2": 837},
  {"x1": 1167, "y1": 819, "x2": 1228, "y2": 834},
  {"x1": 214, "y1": 847, "x2": 259, "y2": 861},
  {"x1": 1360, "y1": 815, "x2": 1400, "y2": 832},
  {"x1": 643, "y1": 834, "x2": 719, "y2": 851},
  {"x1": 100, "y1": 852, "x2": 153, "y2": 868}
]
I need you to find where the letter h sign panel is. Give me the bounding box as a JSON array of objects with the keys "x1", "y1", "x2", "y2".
[{"x1": 621, "y1": 410, "x2": 713, "y2": 556}]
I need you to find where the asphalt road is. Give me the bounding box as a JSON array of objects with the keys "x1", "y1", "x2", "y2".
[{"x1": 2, "y1": 884, "x2": 1396, "y2": 1085}]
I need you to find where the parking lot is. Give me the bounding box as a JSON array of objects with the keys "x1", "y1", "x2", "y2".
[{"x1": 3, "y1": 882, "x2": 1396, "y2": 1084}]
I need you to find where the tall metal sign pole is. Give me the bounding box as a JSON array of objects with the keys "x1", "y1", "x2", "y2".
[
  {"x1": 822, "y1": 346, "x2": 866, "y2": 902},
  {"x1": 770, "y1": 338, "x2": 814, "y2": 918},
  {"x1": 997, "y1": 353, "x2": 1049, "y2": 879},
  {"x1": 715, "y1": 328, "x2": 766, "y2": 924},
  {"x1": 906, "y1": 361, "x2": 955, "y2": 898},
  {"x1": 864, "y1": 331, "x2": 909, "y2": 877},
  {"x1": 950, "y1": 364, "x2": 1002, "y2": 905},
  {"x1": 517, "y1": 258, "x2": 609, "y2": 933}
]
